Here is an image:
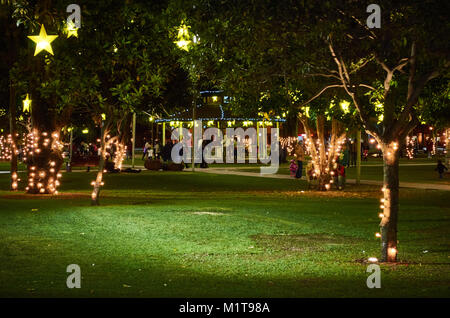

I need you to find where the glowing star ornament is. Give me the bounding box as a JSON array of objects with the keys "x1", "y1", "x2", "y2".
[
  {"x1": 23, "y1": 94, "x2": 32, "y2": 112},
  {"x1": 66, "y1": 21, "x2": 78, "y2": 38},
  {"x1": 174, "y1": 24, "x2": 191, "y2": 51},
  {"x1": 339, "y1": 100, "x2": 351, "y2": 114},
  {"x1": 28, "y1": 24, "x2": 58, "y2": 56}
]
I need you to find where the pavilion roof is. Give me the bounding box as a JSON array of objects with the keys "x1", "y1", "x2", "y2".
[{"x1": 154, "y1": 103, "x2": 286, "y2": 123}]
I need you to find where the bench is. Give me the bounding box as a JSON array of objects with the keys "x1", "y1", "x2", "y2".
[
  {"x1": 144, "y1": 159, "x2": 162, "y2": 170},
  {"x1": 69, "y1": 155, "x2": 100, "y2": 167}
]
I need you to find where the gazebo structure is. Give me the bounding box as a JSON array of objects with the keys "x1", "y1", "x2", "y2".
[{"x1": 153, "y1": 90, "x2": 286, "y2": 145}]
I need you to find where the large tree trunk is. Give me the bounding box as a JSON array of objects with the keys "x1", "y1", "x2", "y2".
[
  {"x1": 9, "y1": 79, "x2": 18, "y2": 191},
  {"x1": 380, "y1": 143, "x2": 400, "y2": 262},
  {"x1": 316, "y1": 115, "x2": 328, "y2": 190},
  {"x1": 25, "y1": 85, "x2": 63, "y2": 194},
  {"x1": 24, "y1": 4, "x2": 64, "y2": 195},
  {"x1": 446, "y1": 128, "x2": 450, "y2": 167},
  {"x1": 300, "y1": 114, "x2": 345, "y2": 191},
  {"x1": 91, "y1": 122, "x2": 107, "y2": 205},
  {"x1": 7, "y1": 12, "x2": 20, "y2": 191},
  {"x1": 25, "y1": 130, "x2": 63, "y2": 194},
  {"x1": 91, "y1": 156, "x2": 105, "y2": 206}
]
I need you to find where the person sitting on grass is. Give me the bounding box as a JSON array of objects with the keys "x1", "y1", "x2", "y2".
[{"x1": 435, "y1": 160, "x2": 448, "y2": 179}]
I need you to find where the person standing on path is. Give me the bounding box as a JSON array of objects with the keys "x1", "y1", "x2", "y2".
[
  {"x1": 341, "y1": 144, "x2": 350, "y2": 168},
  {"x1": 350, "y1": 140, "x2": 357, "y2": 167},
  {"x1": 294, "y1": 141, "x2": 304, "y2": 179},
  {"x1": 154, "y1": 139, "x2": 160, "y2": 159},
  {"x1": 142, "y1": 140, "x2": 151, "y2": 160},
  {"x1": 435, "y1": 160, "x2": 448, "y2": 179}
]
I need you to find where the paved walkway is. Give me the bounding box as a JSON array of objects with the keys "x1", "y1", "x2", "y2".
[
  {"x1": 219, "y1": 163, "x2": 436, "y2": 168},
  {"x1": 196, "y1": 167, "x2": 450, "y2": 191}
]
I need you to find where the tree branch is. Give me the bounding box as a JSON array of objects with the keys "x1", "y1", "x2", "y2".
[
  {"x1": 407, "y1": 42, "x2": 416, "y2": 101},
  {"x1": 336, "y1": 8, "x2": 377, "y2": 40},
  {"x1": 304, "y1": 73, "x2": 341, "y2": 81},
  {"x1": 375, "y1": 55, "x2": 409, "y2": 100},
  {"x1": 349, "y1": 55, "x2": 375, "y2": 74},
  {"x1": 298, "y1": 84, "x2": 344, "y2": 107}
]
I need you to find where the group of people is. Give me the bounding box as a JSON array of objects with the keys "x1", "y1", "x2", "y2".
[
  {"x1": 73, "y1": 141, "x2": 99, "y2": 157},
  {"x1": 341, "y1": 140, "x2": 370, "y2": 168},
  {"x1": 141, "y1": 139, "x2": 160, "y2": 161},
  {"x1": 139, "y1": 135, "x2": 448, "y2": 181}
]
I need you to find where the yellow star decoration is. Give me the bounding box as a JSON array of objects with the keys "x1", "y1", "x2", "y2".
[
  {"x1": 28, "y1": 24, "x2": 58, "y2": 56},
  {"x1": 339, "y1": 100, "x2": 351, "y2": 114},
  {"x1": 174, "y1": 24, "x2": 191, "y2": 51},
  {"x1": 23, "y1": 94, "x2": 32, "y2": 113},
  {"x1": 66, "y1": 21, "x2": 78, "y2": 38}
]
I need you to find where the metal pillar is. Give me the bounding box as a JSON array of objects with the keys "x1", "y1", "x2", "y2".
[
  {"x1": 132, "y1": 112, "x2": 136, "y2": 168},
  {"x1": 162, "y1": 122, "x2": 166, "y2": 145},
  {"x1": 356, "y1": 130, "x2": 361, "y2": 185}
]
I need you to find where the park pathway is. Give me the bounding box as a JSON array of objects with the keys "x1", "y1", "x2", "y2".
[{"x1": 196, "y1": 167, "x2": 450, "y2": 191}]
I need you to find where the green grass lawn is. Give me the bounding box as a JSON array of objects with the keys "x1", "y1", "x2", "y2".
[
  {"x1": 345, "y1": 164, "x2": 450, "y2": 184},
  {"x1": 0, "y1": 169, "x2": 449, "y2": 298}
]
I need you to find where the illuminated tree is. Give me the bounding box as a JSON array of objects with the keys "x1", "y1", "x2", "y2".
[
  {"x1": 0, "y1": 0, "x2": 24, "y2": 191},
  {"x1": 6, "y1": 0, "x2": 70, "y2": 194},
  {"x1": 71, "y1": 0, "x2": 182, "y2": 205},
  {"x1": 294, "y1": 1, "x2": 449, "y2": 262}
]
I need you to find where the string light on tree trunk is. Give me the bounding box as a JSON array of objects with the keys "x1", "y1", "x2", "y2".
[
  {"x1": 24, "y1": 130, "x2": 63, "y2": 195},
  {"x1": 0, "y1": 135, "x2": 15, "y2": 161},
  {"x1": 388, "y1": 247, "x2": 397, "y2": 260},
  {"x1": 406, "y1": 136, "x2": 415, "y2": 159},
  {"x1": 303, "y1": 132, "x2": 346, "y2": 191}
]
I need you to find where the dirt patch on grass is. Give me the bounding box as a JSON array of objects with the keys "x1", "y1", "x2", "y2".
[
  {"x1": 191, "y1": 211, "x2": 225, "y2": 216},
  {"x1": 236, "y1": 187, "x2": 381, "y2": 199},
  {"x1": 251, "y1": 233, "x2": 360, "y2": 253},
  {"x1": 280, "y1": 190, "x2": 380, "y2": 199},
  {"x1": 201, "y1": 207, "x2": 232, "y2": 211}
]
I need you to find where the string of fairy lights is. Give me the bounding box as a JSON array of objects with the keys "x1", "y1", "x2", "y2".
[
  {"x1": 367, "y1": 141, "x2": 400, "y2": 263},
  {"x1": 90, "y1": 134, "x2": 127, "y2": 200},
  {"x1": 0, "y1": 135, "x2": 16, "y2": 161},
  {"x1": 0, "y1": 126, "x2": 129, "y2": 194},
  {"x1": 279, "y1": 137, "x2": 297, "y2": 155},
  {"x1": 303, "y1": 135, "x2": 347, "y2": 191},
  {"x1": 405, "y1": 136, "x2": 415, "y2": 159},
  {"x1": 23, "y1": 130, "x2": 63, "y2": 194}
]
